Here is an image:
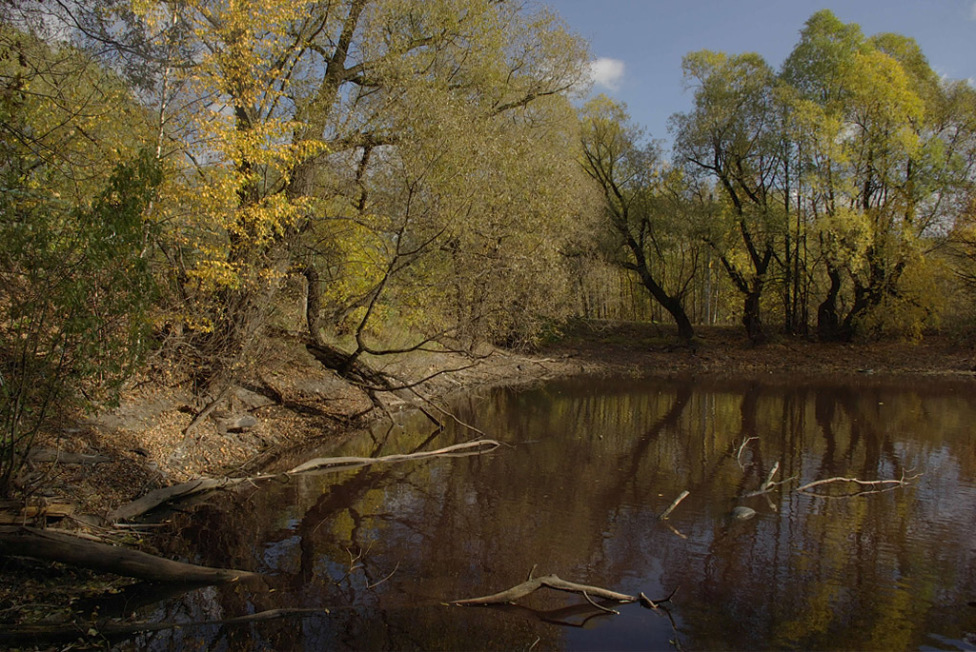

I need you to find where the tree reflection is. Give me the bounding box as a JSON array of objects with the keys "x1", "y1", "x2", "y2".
[{"x1": 134, "y1": 376, "x2": 976, "y2": 650}]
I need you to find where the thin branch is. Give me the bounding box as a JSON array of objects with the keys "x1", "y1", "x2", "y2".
[
  {"x1": 797, "y1": 473, "x2": 922, "y2": 497},
  {"x1": 582, "y1": 591, "x2": 619, "y2": 615},
  {"x1": 734, "y1": 436, "x2": 758, "y2": 469},
  {"x1": 287, "y1": 439, "x2": 500, "y2": 474},
  {"x1": 366, "y1": 561, "x2": 399, "y2": 589}
]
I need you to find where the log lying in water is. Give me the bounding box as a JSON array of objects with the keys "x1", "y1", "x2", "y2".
[
  {"x1": 108, "y1": 477, "x2": 247, "y2": 523},
  {"x1": 0, "y1": 526, "x2": 258, "y2": 583}
]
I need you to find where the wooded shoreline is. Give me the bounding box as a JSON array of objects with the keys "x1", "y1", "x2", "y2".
[{"x1": 1, "y1": 322, "x2": 974, "y2": 639}]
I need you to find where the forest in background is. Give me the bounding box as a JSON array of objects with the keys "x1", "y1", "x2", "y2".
[{"x1": 1, "y1": 1, "x2": 975, "y2": 499}]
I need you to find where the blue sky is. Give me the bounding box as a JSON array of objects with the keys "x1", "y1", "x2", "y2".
[{"x1": 547, "y1": 1, "x2": 976, "y2": 150}]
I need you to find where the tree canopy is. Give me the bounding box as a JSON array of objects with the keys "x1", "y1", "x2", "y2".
[{"x1": 1, "y1": 4, "x2": 974, "y2": 496}]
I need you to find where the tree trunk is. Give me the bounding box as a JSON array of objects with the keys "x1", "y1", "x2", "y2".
[
  {"x1": 817, "y1": 267, "x2": 843, "y2": 341},
  {"x1": 742, "y1": 290, "x2": 765, "y2": 344},
  {"x1": 629, "y1": 245, "x2": 696, "y2": 341}
]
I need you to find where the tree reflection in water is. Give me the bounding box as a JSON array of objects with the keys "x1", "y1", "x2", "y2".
[{"x1": 141, "y1": 376, "x2": 976, "y2": 650}]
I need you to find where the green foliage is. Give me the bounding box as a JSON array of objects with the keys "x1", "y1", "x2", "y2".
[
  {"x1": 671, "y1": 9, "x2": 975, "y2": 341},
  {"x1": 0, "y1": 151, "x2": 161, "y2": 496},
  {"x1": 0, "y1": 24, "x2": 161, "y2": 496}
]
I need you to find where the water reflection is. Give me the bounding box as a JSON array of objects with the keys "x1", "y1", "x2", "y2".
[{"x1": 139, "y1": 376, "x2": 976, "y2": 650}]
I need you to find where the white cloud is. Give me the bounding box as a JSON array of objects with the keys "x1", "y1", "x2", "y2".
[
  {"x1": 970, "y1": 1, "x2": 976, "y2": 20},
  {"x1": 589, "y1": 57, "x2": 626, "y2": 92}
]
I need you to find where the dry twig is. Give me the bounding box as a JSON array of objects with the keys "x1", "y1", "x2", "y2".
[
  {"x1": 797, "y1": 473, "x2": 922, "y2": 497},
  {"x1": 659, "y1": 490, "x2": 690, "y2": 520}
]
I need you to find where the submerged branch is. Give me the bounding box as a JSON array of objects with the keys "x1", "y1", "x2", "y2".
[
  {"x1": 734, "y1": 436, "x2": 759, "y2": 469},
  {"x1": 286, "y1": 439, "x2": 500, "y2": 474},
  {"x1": 111, "y1": 440, "x2": 500, "y2": 522},
  {"x1": 452, "y1": 574, "x2": 642, "y2": 606},
  {"x1": 659, "y1": 490, "x2": 690, "y2": 520},
  {"x1": 797, "y1": 473, "x2": 922, "y2": 497},
  {"x1": 741, "y1": 460, "x2": 796, "y2": 497}
]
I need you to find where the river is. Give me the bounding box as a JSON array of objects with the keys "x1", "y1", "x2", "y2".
[{"x1": 131, "y1": 375, "x2": 976, "y2": 650}]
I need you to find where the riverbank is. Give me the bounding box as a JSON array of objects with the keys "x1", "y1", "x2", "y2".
[
  {"x1": 11, "y1": 322, "x2": 976, "y2": 523},
  {"x1": 2, "y1": 321, "x2": 975, "y2": 635}
]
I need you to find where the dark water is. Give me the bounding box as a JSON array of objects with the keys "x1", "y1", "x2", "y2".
[{"x1": 134, "y1": 376, "x2": 976, "y2": 650}]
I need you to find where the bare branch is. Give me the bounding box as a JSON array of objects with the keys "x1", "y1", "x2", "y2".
[
  {"x1": 658, "y1": 490, "x2": 690, "y2": 520},
  {"x1": 797, "y1": 473, "x2": 922, "y2": 497}
]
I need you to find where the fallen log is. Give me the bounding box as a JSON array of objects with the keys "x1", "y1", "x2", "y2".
[
  {"x1": 0, "y1": 526, "x2": 258, "y2": 583},
  {"x1": 109, "y1": 477, "x2": 247, "y2": 523}
]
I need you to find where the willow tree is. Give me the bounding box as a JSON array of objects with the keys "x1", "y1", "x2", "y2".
[
  {"x1": 781, "y1": 10, "x2": 976, "y2": 339},
  {"x1": 579, "y1": 96, "x2": 697, "y2": 340},
  {"x1": 672, "y1": 51, "x2": 785, "y2": 343}
]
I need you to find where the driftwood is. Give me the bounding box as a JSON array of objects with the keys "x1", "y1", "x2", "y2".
[
  {"x1": 797, "y1": 473, "x2": 921, "y2": 497},
  {"x1": 287, "y1": 439, "x2": 500, "y2": 473},
  {"x1": 0, "y1": 526, "x2": 258, "y2": 583},
  {"x1": 111, "y1": 439, "x2": 501, "y2": 522},
  {"x1": 109, "y1": 477, "x2": 247, "y2": 523},
  {"x1": 452, "y1": 573, "x2": 673, "y2": 610}
]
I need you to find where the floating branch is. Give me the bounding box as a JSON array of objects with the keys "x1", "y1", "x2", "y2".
[
  {"x1": 111, "y1": 440, "x2": 500, "y2": 522},
  {"x1": 741, "y1": 461, "x2": 797, "y2": 498},
  {"x1": 734, "y1": 437, "x2": 759, "y2": 469},
  {"x1": 286, "y1": 439, "x2": 500, "y2": 474},
  {"x1": 452, "y1": 573, "x2": 672, "y2": 610},
  {"x1": 658, "y1": 490, "x2": 690, "y2": 520},
  {"x1": 797, "y1": 473, "x2": 922, "y2": 497}
]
